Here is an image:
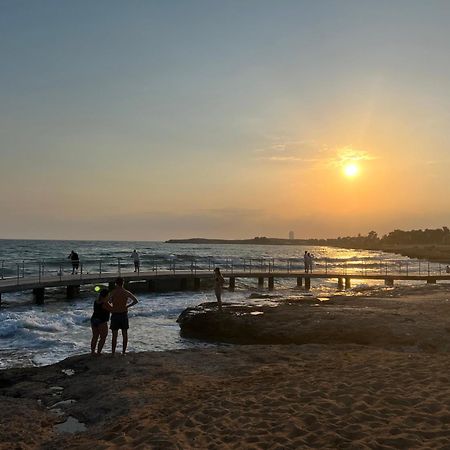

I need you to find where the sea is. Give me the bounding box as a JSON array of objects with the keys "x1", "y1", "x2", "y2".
[{"x1": 0, "y1": 239, "x2": 447, "y2": 370}]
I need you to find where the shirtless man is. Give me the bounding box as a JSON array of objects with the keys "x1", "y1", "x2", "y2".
[{"x1": 108, "y1": 277, "x2": 138, "y2": 355}]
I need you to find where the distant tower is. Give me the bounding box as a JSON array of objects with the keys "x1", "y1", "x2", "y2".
[{"x1": 289, "y1": 231, "x2": 295, "y2": 240}]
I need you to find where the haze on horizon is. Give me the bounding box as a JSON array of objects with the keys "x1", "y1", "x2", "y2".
[{"x1": 1, "y1": 0, "x2": 450, "y2": 241}]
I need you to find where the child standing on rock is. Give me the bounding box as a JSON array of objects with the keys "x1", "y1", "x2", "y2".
[{"x1": 213, "y1": 267, "x2": 225, "y2": 311}]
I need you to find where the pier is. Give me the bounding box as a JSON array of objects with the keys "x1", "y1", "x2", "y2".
[{"x1": 1, "y1": 256, "x2": 450, "y2": 304}]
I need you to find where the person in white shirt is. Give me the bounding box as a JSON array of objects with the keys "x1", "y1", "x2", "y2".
[
  {"x1": 304, "y1": 251, "x2": 309, "y2": 273},
  {"x1": 131, "y1": 249, "x2": 140, "y2": 272}
]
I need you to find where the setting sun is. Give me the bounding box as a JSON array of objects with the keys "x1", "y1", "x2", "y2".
[{"x1": 343, "y1": 163, "x2": 359, "y2": 178}]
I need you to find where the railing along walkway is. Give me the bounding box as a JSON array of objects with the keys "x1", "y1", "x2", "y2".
[{"x1": 1, "y1": 256, "x2": 450, "y2": 299}]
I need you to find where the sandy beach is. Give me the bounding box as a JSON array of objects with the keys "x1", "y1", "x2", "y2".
[{"x1": 2, "y1": 289, "x2": 450, "y2": 449}]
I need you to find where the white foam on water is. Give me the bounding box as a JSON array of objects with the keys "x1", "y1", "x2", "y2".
[{"x1": 1, "y1": 239, "x2": 447, "y2": 369}]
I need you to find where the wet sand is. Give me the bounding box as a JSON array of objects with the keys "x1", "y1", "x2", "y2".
[{"x1": 2, "y1": 290, "x2": 450, "y2": 449}]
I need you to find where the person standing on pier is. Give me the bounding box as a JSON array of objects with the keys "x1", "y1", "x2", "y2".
[
  {"x1": 213, "y1": 267, "x2": 225, "y2": 311},
  {"x1": 131, "y1": 249, "x2": 140, "y2": 272},
  {"x1": 308, "y1": 252, "x2": 314, "y2": 273},
  {"x1": 90, "y1": 288, "x2": 111, "y2": 356},
  {"x1": 304, "y1": 251, "x2": 310, "y2": 273},
  {"x1": 108, "y1": 277, "x2": 139, "y2": 355},
  {"x1": 68, "y1": 250, "x2": 79, "y2": 275}
]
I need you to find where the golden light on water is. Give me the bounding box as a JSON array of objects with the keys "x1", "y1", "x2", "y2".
[{"x1": 343, "y1": 162, "x2": 359, "y2": 178}]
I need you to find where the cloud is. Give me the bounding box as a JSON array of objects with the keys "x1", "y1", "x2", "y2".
[
  {"x1": 326, "y1": 146, "x2": 377, "y2": 168},
  {"x1": 255, "y1": 139, "x2": 376, "y2": 168},
  {"x1": 254, "y1": 140, "x2": 325, "y2": 163}
]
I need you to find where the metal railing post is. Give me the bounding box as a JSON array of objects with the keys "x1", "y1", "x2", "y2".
[
  {"x1": 118, "y1": 258, "x2": 121, "y2": 275},
  {"x1": 22, "y1": 260, "x2": 25, "y2": 278},
  {"x1": 16, "y1": 264, "x2": 20, "y2": 285},
  {"x1": 1, "y1": 260, "x2": 3, "y2": 279},
  {"x1": 59, "y1": 264, "x2": 62, "y2": 281},
  {"x1": 99, "y1": 259, "x2": 102, "y2": 275},
  {"x1": 427, "y1": 261, "x2": 430, "y2": 276}
]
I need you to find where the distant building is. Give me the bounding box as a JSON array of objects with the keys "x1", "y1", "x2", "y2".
[{"x1": 289, "y1": 231, "x2": 295, "y2": 240}]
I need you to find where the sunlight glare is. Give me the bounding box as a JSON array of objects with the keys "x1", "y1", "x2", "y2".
[{"x1": 343, "y1": 163, "x2": 359, "y2": 178}]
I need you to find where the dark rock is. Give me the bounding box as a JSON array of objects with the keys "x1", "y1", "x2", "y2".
[{"x1": 177, "y1": 297, "x2": 450, "y2": 352}]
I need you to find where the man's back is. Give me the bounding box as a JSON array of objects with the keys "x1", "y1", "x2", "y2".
[{"x1": 109, "y1": 286, "x2": 131, "y2": 313}]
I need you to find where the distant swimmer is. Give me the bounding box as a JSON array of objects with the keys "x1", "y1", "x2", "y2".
[
  {"x1": 213, "y1": 267, "x2": 225, "y2": 311},
  {"x1": 108, "y1": 277, "x2": 139, "y2": 355},
  {"x1": 131, "y1": 249, "x2": 140, "y2": 272},
  {"x1": 68, "y1": 250, "x2": 79, "y2": 275},
  {"x1": 90, "y1": 288, "x2": 111, "y2": 356}
]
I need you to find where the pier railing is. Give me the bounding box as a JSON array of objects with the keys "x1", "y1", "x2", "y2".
[{"x1": 1, "y1": 255, "x2": 448, "y2": 285}]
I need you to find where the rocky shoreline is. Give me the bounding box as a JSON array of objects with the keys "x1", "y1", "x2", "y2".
[
  {"x1": 3, "y1": 288, "x2": 450, "y2": 449},
  {"x1": 177, "y1": 291, "x2": 450, "y2": 352}
]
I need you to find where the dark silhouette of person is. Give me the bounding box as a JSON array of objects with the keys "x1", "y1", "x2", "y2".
[
  {"x1": 68, "y1": 250, "x2": 79, "y2": 274},
  {"x1": 308, "y1": 252, "x2": 314, "y2": 273},
  {"x1": 108, "y1": 277, "x2": 138, "y2": 355},
  {"x1": 90, "y1": 288, "x2": 111, "y2": 355},
  {"x1": 213, "y1": 267, "x2": 225, "y2": 311}
]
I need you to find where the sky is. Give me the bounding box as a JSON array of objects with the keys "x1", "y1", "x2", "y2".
[{"x1": 1, "y1": 0, "x2": 450, "y2": 241}]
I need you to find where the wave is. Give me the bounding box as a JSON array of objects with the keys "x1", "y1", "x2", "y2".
[
  {"x1": 21, "y1": 319, "x2": 65, "y2": 333},
  {"x1": 0, "y1": 322, "x2": 18, "y2": 338}
]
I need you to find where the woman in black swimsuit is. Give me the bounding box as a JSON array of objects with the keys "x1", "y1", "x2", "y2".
[{"x1": 90, "y1": 288, "x2": 111, "y2": 355}]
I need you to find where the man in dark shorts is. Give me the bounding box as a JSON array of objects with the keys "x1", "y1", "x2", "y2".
[{"x1": 108, "y1": 277, "x2": 138, "y2": 355}]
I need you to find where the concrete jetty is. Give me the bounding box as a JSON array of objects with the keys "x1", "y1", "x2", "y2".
[{"x1": 1, "y1": 268, "x2": 450, "y2": 305}]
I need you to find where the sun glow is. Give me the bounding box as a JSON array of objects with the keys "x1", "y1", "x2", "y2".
[{"x1": 343, "y1": 162, "x2": 359, "y2": 178}]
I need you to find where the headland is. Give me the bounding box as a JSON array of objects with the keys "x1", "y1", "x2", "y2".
[{"x1": 167, "y1": 227, "x2": 450, "y2": 263}]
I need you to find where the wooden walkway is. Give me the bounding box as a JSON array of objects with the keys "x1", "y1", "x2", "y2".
[{"x1": 1, "y1": 269, "x2": 450, "y2": 305}]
